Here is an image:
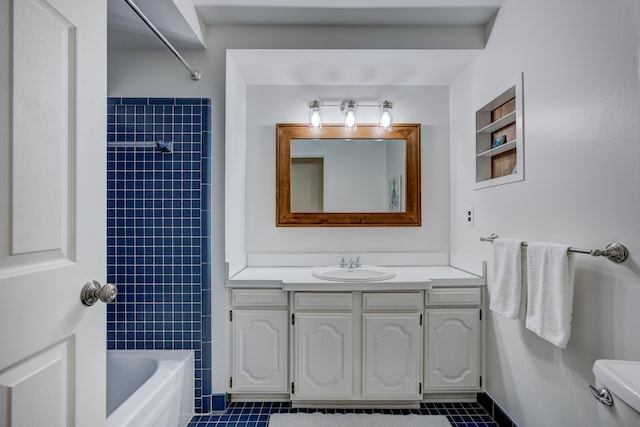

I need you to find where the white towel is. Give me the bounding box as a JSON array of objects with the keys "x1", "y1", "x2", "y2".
[
  {"x1": 525, "y1": 242, "x2": 575, "y2": 348},
  {"x1": 490, "y1": 238, "x2": 524, "y2": 319}
]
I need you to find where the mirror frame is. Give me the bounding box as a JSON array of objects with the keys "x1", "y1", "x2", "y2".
[{"x1": 276, "y1": 123, "x2": 421, "y2": 227}]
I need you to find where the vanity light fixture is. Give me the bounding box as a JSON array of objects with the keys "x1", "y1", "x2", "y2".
[{"x1": 307, "y1": 98, "x2": 394, "y2": 131}]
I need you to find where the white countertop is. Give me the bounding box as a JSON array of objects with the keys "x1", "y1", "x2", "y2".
[{"x1": 226, "y1": 265, "x2": 485, "y2": 291}]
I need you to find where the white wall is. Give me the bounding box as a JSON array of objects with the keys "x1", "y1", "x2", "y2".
[
  {"x1": 245, "y1": 84, "x2": 450, "y2": 253},
  {"x1": 449, "y1": 0, "x2": 640, "y2": 426}
]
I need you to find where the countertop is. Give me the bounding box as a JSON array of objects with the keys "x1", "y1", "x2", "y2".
[{"x1": 226, "y1": 265, "x2": 485, "y2": 291}]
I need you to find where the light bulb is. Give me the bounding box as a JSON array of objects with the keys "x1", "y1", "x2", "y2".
[
  {"x1": 310, "y1": 110, "x2": 321, "y2": 128},
  {"x1": 340, "y1": 99, "x2": 358, "y2": 131},
  {"x1": 380, "y1": 111, "x2": 391, "y2": 129},
  {"x1": 307, "y1": 99, "x2": 323, "y2": 129},
  {"x1": 345, "y1": 111, "x2": 356, "y2": 129},
  {"x1": 378, "y1": 100, "x2": 394, "y2": 131}
]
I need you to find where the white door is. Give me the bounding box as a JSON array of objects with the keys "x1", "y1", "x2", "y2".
[
  {"x1": 294, "y1": 313, "x2": 353, "y2": 399},
  {"x1": 362, "y1": 313, "x2": 422, "y2": 399},
  {"x1": 0, "y1": 0, "x2": 107, "y2": 425},
  {"x1": 231, "y1": 310, "x2": 288, "y2": 392},
  {"x1": 425, "y1": 308, "x2": 480, "y2": 390}
]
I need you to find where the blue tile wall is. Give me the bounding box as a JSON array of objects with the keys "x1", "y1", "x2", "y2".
[{"x1": 106, "y1": 97, "x2": 212, "y2": 413}]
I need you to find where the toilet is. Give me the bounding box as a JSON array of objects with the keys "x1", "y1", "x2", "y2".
[{"x1": 592, "y1": 359, "x2": 640, "y2": 426}]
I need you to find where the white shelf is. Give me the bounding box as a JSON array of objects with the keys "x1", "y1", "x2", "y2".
[
  {"x1": 475, "y1": 171, "x2": 521, "y2": 190},
  {"x1": 476, "y1": 140, "x2": 517, "y2": 158},
  {"x1": 473, "y1": 73, "x2": 524, "y2": 190},
  {"x1": 476, "y1": 111, "x2": 516, "y2": 134}
]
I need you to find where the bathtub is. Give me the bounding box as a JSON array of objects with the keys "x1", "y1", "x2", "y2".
[{"x1": 106, "y1": 350, "x2": 194, "y2": 427}]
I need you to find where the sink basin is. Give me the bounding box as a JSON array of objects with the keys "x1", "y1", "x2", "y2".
[{"x1": 312, "y1": 265, "x2": 396, "y2": 282}]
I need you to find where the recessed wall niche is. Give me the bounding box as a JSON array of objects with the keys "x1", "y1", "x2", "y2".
[{"x1": 475, "y1": 74, "x2": 524, "y2": 189}]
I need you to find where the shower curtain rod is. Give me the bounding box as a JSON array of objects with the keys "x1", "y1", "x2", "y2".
[{"x1": 123, "y1": 0, "x2": 201, "y2": 81}]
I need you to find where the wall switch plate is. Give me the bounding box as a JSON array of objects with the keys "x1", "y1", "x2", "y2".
[{"x1": 466, "y1": 206, "x2": 475, "y2": 226}]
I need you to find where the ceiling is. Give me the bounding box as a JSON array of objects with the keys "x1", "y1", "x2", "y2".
[
  {"x1": 227, "y1": 49, "x2": 483, "y2": 86},
  {"x1": 194, "y1": 0, "x2": 501, "y2": 26},
  {"x1": 109, "y1": 0, "x2": 206, "y2": 49},
  {"x1": 108, "y1": 0, "x2": 503, "y2": 85},
  {"x1": 108, "y1": 0, "x2": 503, "y2": 49}
]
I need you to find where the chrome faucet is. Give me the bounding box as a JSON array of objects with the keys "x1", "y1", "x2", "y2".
[
  {"x1": 337, "y1": 254, "x2": 361, "y2": 269},
  {"x1": 338, "y1": 255, "x2": 347, "y2": 268},
  {"x1": 346, "y1": 256, "x2": 361, "y2": 269}
]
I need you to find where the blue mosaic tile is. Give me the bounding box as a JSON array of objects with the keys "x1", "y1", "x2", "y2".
[
  {"x1": 201, "y1": 106, "x2": 210, "y2": 129},
  {"x1": 106, "y1": 97, "x2": 212, "y2": 413},
  {"x1": 149, "y1": 98, "x2": 176, "y2": 105},
  {"x1": 121, "y1": 97, "x2": 147, "y2": 105},
  {"x1": 212, "y1": 394, "x2": 228, "y2": 412}
]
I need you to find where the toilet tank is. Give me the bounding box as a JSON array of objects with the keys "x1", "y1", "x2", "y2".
[{"x1": 592, "y1": 359, "x2": 640, "y2": 427}]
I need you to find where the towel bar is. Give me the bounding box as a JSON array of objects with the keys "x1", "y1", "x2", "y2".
[{"x1": 480, "y1": 233, "x2": 629, "y2": 263}]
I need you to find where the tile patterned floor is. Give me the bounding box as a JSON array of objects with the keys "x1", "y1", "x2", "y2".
[{"x1": 187, "y1": 401, "x2": 498, "y2": 427}]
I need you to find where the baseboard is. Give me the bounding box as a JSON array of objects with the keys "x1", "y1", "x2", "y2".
[
  {"x1": 229, "y1": 393, "x2": 291, "y2": 402},
  {"x1": 477, "y1": 392, "x2": 519, "y2": 427},
  {"x1": 291, "y1": 401, "x2": 420, "y2": 409},
  {"x1": 422, "y1": 393, "x2": 477, "y2": 402}
]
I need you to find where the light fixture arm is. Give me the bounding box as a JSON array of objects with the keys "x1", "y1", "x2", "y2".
[{"x1": 339, "y1": 99, "x2": 359, "y2": 115}]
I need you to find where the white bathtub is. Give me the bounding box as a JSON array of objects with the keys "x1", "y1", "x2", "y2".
[{"x1": 106, "y1": 350, "x2": 194, "y2": 427}]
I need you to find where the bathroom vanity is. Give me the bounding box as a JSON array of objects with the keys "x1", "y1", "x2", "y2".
[
  {"x1": 222, "y1": 73, "x2": 471, "y2": 405},
  {"x1": 226, "y1": 262, "x2": 485, "y2": 405}
]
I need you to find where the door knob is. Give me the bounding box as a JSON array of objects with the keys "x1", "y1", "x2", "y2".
[{"x1": 80, "y1": 280, "x2": 117, "y2": 306}]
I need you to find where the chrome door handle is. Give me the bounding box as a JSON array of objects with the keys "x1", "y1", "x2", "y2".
[
  {"x1": 80, "y1": 280, "x2": 117, "y2": 306},
  {"x1": 589, "y1": 385, "x2": 614, "y2": 406}
]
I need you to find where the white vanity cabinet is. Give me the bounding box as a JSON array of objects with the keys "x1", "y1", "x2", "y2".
[
  {"x1": 225, "y1": 263, "x2": 486, "y2": 402},
  {"x1": 362, "y1": 292, "x2": 423, "y2": 399},
  {"x1": 292, "y1": 292, "x2": 354, "y2": 399},
  {"x1": 229, "y1": 289, "x2": 289, "y2": 393},
  {"x1": 291, "y1": 291, "x2": 423, "y2": 402},
  {"x1": 424, "y1": 287, "x2": 482, "y2": 391}
]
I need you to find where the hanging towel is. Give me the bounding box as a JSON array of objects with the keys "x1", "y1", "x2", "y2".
[
  {"x1": 525, "y1": 242, "x2": 575, "y2": 348},
  {"x1": 490, "y1": 238, "x2": 524, "y2": 319}
]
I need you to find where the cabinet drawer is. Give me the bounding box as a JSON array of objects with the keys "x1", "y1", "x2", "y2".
[
  {"x1": 294, "y1": 292, "x2": 352, "y2": 310},
  {"x1": 362, "y1": 292, "x2": 423, "y2": 311},
  {"x1": 426, "y1": 288, "x2": 481, "y2": 306},
  {"x1": 231, "y1": 289, "x2": 288, "y2": 307}
]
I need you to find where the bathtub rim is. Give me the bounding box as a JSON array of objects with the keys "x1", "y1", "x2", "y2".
[{"x1": 106, "y1": 350, "x2": 194, "y2": 427}]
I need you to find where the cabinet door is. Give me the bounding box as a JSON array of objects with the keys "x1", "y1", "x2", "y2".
[
  {"x1": 294, "y1": 313, "x2": 353, "y2": 399},
  {"x1": 231, "y1": 310, "x2": 288, "y2": 392},
  {"x1": 425, "y1": 308, "x2": 480, "y2": 390},
  {"x1": 362, "y1": 313, "x2": 422, "y2": 398}
]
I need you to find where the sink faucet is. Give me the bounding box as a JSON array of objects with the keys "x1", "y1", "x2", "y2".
[
  {"x1": 337, "y1": 254, "x2": 361, "y2": 268},
  {"x1": 346, "y1": 256, "x2": 361, "y2": 269}
]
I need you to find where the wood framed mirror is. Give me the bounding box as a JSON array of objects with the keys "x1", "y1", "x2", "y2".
[{"x1": 276, "y1": 123, "x2": 421, "y2": 226}]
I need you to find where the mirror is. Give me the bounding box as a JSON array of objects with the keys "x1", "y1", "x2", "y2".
[{"x1": 276, "y1": 123, "x2": 421, "y2": 226}]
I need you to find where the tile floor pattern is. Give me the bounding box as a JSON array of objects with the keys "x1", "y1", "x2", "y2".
[{"x1": 188, "y1": 401, "x2": 498, "y2": 427}]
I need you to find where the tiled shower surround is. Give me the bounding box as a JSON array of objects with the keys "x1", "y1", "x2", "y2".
[{"x1": 105, "y1": 97, "x2": 212, "y2": 413}]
